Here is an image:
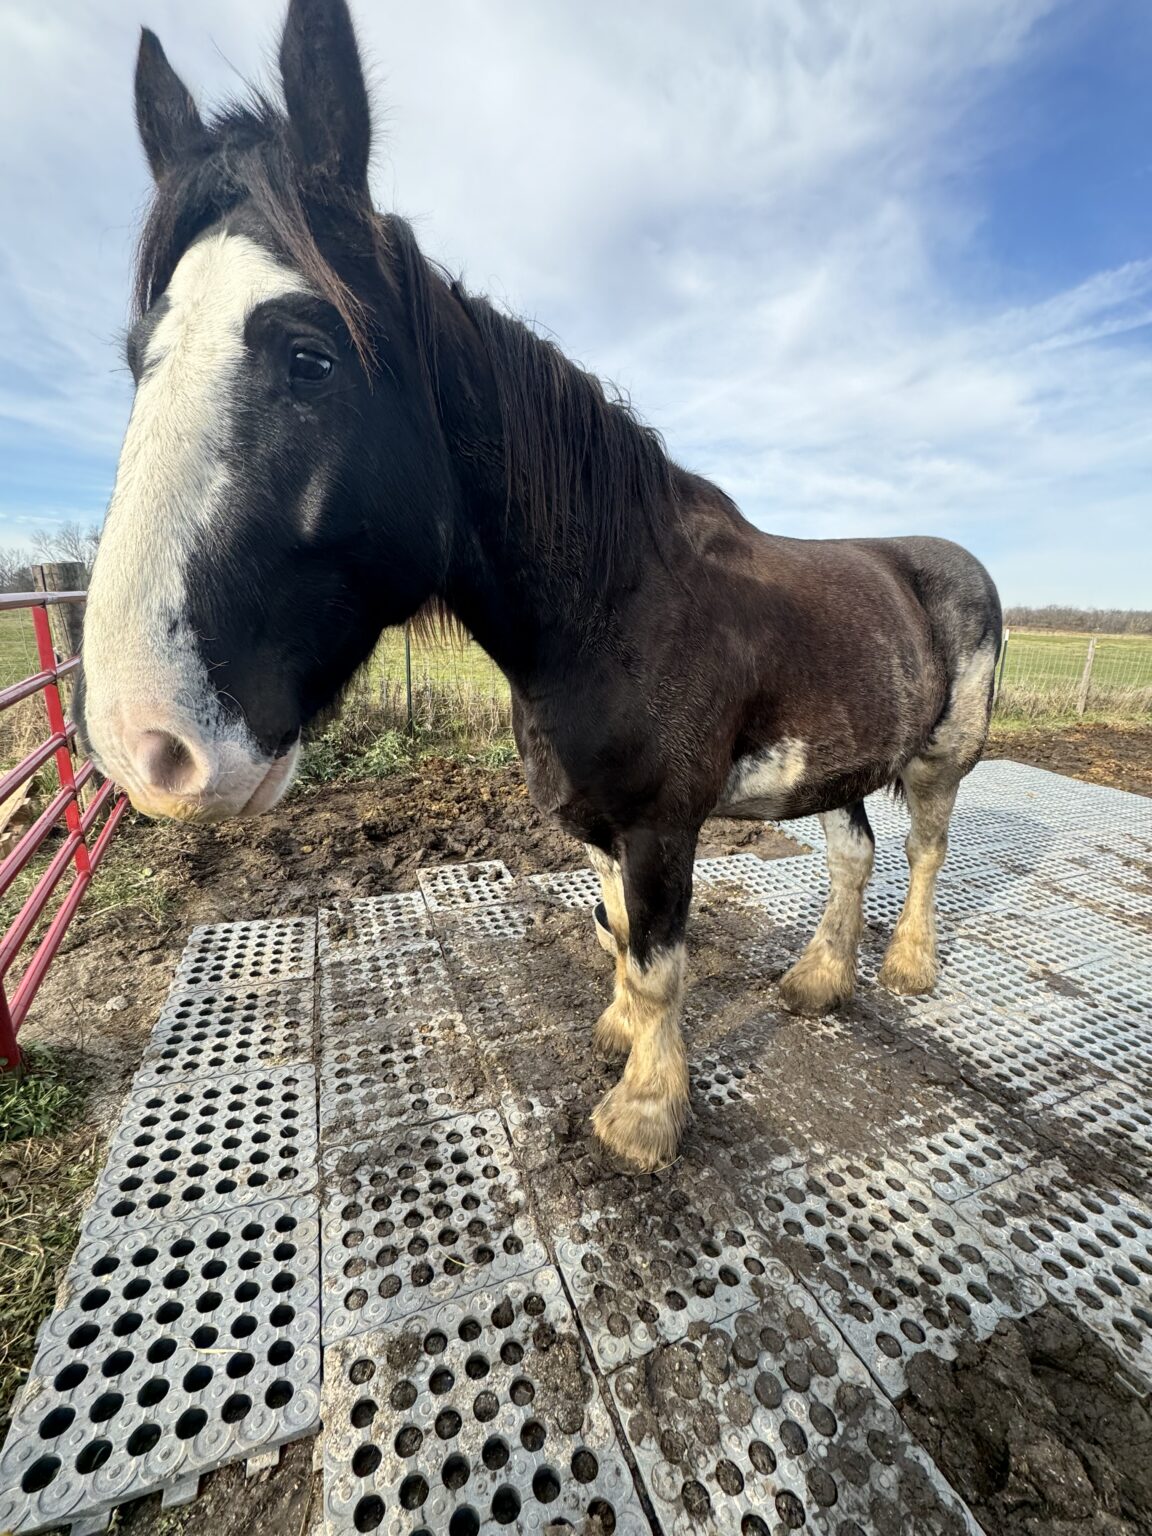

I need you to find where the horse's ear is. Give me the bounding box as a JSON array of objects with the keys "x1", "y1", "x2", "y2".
[
  {"x1": 279, "y1": 0, "x2": 371, "y2": 195},
  {"x1": 134, "y1": 29, "x2": 205, "y2": 181}
]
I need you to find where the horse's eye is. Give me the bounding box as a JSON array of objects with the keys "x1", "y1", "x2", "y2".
[{"x1": 289, "y1": 350, "x2": 333, "y2": 385}]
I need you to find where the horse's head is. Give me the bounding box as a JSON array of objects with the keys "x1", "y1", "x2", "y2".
[{"x1": 79, "y1": 0, "x2": 456, "y2": 821}]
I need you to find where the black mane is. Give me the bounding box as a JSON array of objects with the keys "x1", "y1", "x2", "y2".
[{"x1": 134, "y1": 97, "x2": 679, "y2": 578}]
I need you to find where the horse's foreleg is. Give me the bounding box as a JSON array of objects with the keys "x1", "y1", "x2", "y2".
[
  {"x1": 591, "y1": 827, "x2": 694, "y2": 1171},
  {"x1": 779, "y1": 804, "x2": 874, "y2": 1015},
  {"x1": 880, "y1": 762, "x2": 958, "y2": 995},
  {"x1": 586, "y1": 845, "x2": 633, "y2": 1055}
]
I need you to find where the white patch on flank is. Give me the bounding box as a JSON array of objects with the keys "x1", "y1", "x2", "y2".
[
  {"x1": 716, "y1": 736, "x2": 809, "y2": 819},
  {"x1": 83, "y1": 232, "x2": 310, "y2": 814}
]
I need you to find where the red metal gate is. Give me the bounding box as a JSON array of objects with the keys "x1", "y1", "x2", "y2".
[{"x1": 0, "y1": 591, "x2": 127, "y2": 1068}]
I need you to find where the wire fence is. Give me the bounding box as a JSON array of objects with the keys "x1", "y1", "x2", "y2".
[{"x1": 993, "y1": 629, "x2": 1152, "y2": 719}]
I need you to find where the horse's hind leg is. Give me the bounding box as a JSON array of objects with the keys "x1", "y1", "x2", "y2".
[
  {"x1": 586, "y1": 845, "x2": 632, "y2": 1055},
  {"x1": 880, "y1": 639, "x2": 995, "y2": 994},
  {"x1": 878, "y1": 761, "x2": 958, "y2": 994},
  {"x1": 591, "y1": 825, "x2": 695, "y2": 1171},
  {"x1": 779, "y1": 804, "x2": 874, "y2": 1016}
]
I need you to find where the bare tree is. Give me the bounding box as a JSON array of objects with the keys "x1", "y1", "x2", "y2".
[
  {"x1": 32, "y1": 522, "x2": 101, "y2": 584},
  {"x1": 0, "y1": 546, "x2": 35, "y2": 593}
]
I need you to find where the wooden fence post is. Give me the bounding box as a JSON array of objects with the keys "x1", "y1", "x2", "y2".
[
  {"x1": 32, "y1": 562, "x2": 87, "y2": 660},
  {"x1": 1076, "y1": 636, "x2": 1097, "y2": 717}
]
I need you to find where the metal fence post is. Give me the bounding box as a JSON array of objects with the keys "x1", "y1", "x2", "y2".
[
  {"x1": 1076, "y1": 636, "x2": 1097, "y2": 716},
  {"x1": 994, "y1": 627, "x2": 1010, "y2": 704},
  {"x1": 404, "y1": 623, "x2": 415, "y2": 733}
]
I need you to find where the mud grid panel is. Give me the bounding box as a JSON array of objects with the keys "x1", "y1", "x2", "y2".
[
  {"x1": 173, "y1": 918, "x2": 315, "y2": 990},
  {"x1": 321, "y1": 945, "x2": 458, "y2": 1024},
  {"x1": 85, "y1": 1066, "x2": 318, "y2": 1239},
  {"x1": 1042, "y1": 1084, "x2": 1152, "y2": 1184},
  {"x1": 319, "y1": 895, "x2": 433, "y2": 964},
  {"x1": 319, "y1": 1012, "x2": 495, "y2": 1142},
  {"x1": 322, "y1": 1268, "x2": 647, "y2": 1536},
  {"x1": 892, "y1": 1113, "x2": 1035, "y2": 1203},
  {"x1": 694, "y1": 853, "x2": 826, "y2": 900},
  {"x1": 898, "y1": 999, "x2": 1104, "y2": 1109},
  {"x1": 0, "y1": 1196, "x2": 321, "y2": 1536},
  {"x1": 135, "y1": 982, "x2": 314, "y2": 1090},
  {"x1": 610, "y1": 1274, "x2": 978, "y2": 1536},
  {"x1": 433, "y1": 903, "x2": 537, "y2": 948},
  {"x1": 750, "y1": 1157, "x2": 1046, "y2": 1398},
  {"x1": 956, "y1": 1164, "x2": 1152, "y2": 1384},
  {"x1": 550, "y1": 1165, "x2": 780, "y2": 1371},
  {"x1": 320, "y1": 1111, "x2": 548, "y2": 1341},
  {"x1": 417, "y1": 861, "x2": 514, "y2": 912},
  {"x1": 1033, "y1": 1000, "x2": 1152, "y2": 1084},
  {"x1": 526, "y1": 869, "x2": 601, "y2": 909}
]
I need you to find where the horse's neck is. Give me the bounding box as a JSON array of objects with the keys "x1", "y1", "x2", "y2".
[{"x1": 427, "y1": 288, "x2": 639, "y2": 683}]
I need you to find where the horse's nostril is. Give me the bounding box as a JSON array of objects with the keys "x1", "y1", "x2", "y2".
[{"x1": 135, "y1": 731, "x2": 205, "y2": 796}]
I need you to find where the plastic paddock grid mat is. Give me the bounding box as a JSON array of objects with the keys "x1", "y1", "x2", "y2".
[
  {"x1": 134, "y1": 980, "x2": 314, "y2": 1090},
  {"x1": 84, "y1": 1066, "x2": 319, "y2": 1239},
  {"x1": 0, "y1": 1197, "x2": 322, "y2": 1536},
  {"x1": 319, "y1": 1112, "x2": 549, "y2": 1342},
  {"x1": 5, "y1": 760, "x2": 1152, "y2": 1535},
  {"x1": 322, "y1": 1269, "x2": 647, "y2": 1536}
]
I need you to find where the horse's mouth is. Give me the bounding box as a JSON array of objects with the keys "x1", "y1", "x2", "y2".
[{"x1": 126, "y1": 740, "x2": 301, "y2": 823}]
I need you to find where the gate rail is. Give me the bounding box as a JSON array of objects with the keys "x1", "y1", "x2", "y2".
[{"x1": 0, "y1": 592, "x2": 127, "y2": 1069}]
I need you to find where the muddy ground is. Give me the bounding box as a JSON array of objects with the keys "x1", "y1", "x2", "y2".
[
  {"x1": 985, "y1": 721, "x2": 1152, "y2": 798},
  {"x1": 5, "y1": 723, "x2": 1150, "y2": 1533}
]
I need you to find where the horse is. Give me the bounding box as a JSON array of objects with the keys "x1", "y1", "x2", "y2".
[{"x1": 78, "y1": 0, "x2": 1002, "y2": 1173}]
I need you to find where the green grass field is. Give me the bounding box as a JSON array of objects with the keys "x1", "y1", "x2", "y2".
[{"x1": 2, "y1": 609, "x2": 1149, "y2": 733}]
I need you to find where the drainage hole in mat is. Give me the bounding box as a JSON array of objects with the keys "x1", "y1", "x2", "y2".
[
  {"x1": 227, "y1": 1352, "x2": 255, "y2": 1379},
  {"x1": 54, "y1": 1363, "x2": 88, "y2": 1390},
  {"x1": 176, "y1": 1408, "x2": 208, "y2": 1440},
  {"x1": 533, "y1": 1466, "x2": 561, "y2": 1503},
  {"x1": 521, "y1": 1419, "x2": 546, "y2": 1451},
  {"x1": 587, "y1": 1499, "x2": 616, "y2": 1532},
  {"x1": 21, "y1": 1456, "x2": 61, "y2": 1492},
  {"x1": 352, "y1": 1445, "x2": 382, "y2": 1478},
  {"x1": 75, "y1": 1439, "x2": 112, "y2": 1475},
  {"x1": 395, "y1": 1425, "x2": 423, "y2": 1457},
  {"x1": 390, "y1": 1381, "x2": 416, "y2": 1410},
  {"x1": 89, "y1": 1392, "x2": 124, "y2": 1424},
  {"x1": 443, "y1": 1453, "x2": 470, "y2": 1490},
  {"x1": 147, "y1": 1338, "x2": 177, "y2": 1364},
  {"x1": 572, "y1": 1449, "x2": 598, "y2": 1483},
  {"x1": 492, "y1": 1486, "x2": 521, "y2": 1524},
  {"x1": 436, "y1": 1409, "x2": 462, "y2": 1439},
  {"x1": 266, "y1": 1380, "x2": 293, "y2": 1409},
  {"x1": 137, "y1": 1379, "x2": 170, "y2": 1408},
  {"x1": 126, "y1": 1423, "x2": 162, "y2": 1457},
  {"x1": 221, "y1": 1393, "x2": 252, "y2": 1424},
  {"x1": 353, "y1": 1495, "x2": 384, "y2": 1532},
  {"x1": 448, "y1": 1511, "x2": 480, "y2": 1536},
  {"x1": 509, "y1": 1376, "x2": 535, "y2": 1406},
  {"x1": 38, "y1": 1407, "x2": 75, "y2": 1440},
  {"x1": 183, "y1": 1366, "x2": 212, "y2": 1393},
  {"x1": 482, "y1": 1435, "x2": 510, "y2": 1470},
  {"x1": 351, "y1": 1399, "x2": 378, "y2": 1429},
  {"x1": 399, "y1": 1474, "x2": 429, "y2": 1509}
]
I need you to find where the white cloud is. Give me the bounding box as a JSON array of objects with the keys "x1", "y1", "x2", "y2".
[{"x1": 0, "y1": 0, "x2": 1148, "y2": 603}]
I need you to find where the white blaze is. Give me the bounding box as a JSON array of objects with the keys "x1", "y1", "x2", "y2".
[{"x1": 83, "y1": 232, "x2": 309, "y2": 812}]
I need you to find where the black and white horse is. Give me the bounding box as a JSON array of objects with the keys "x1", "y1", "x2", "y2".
[{"x1": 79, "y1": 0, "x2": 1001, "y2": 1171}]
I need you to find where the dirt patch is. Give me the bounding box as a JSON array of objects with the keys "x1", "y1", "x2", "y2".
[
  {"x1": 987, "y1": 723, "x2": 1152, "y2": 799},
  {"x1": 116, "y1": 1435, "x2": 319, "y2": 1536},
  {"x1": 901, "y1": 1306, "x2": 1152, "y2": 1536}
]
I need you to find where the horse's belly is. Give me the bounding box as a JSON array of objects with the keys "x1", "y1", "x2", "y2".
[{"x1": 713, "y1": 737, "x2": 810, "y2": 820}]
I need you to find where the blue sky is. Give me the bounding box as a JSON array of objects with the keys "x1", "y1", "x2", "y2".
[{"x1": 1, "y1": 0, "x2": 1150, "y2": 604}]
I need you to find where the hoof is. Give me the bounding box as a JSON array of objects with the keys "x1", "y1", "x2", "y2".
[
  {"x1": 593, "y1": 999, "x2": 632, "y2": 1058},
  {"x1": 778, "y1": 946, "x2": 855, "y2": 1016},
  {"x1": 878, "y1": 943, "x2": 937, "y2": 996},
  {"x1": 592, "y1": 901, "x2": 616, "y2": 957},
  {"x1": 592, "y1": 1079, "x2": 688, "y2": 1172}
]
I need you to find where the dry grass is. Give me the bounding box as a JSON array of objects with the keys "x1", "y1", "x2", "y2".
[{"x1": 0, "y1": 1050, "x2": 100, "y2": 1435}]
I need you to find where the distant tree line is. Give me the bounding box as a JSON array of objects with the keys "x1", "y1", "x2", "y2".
[
  {"x1": 1003, "y1": 606, "x2": 1152, "y2": 635},
  {"x1": 0, "y1": 523, "x2": 100, "y2": 593}
]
